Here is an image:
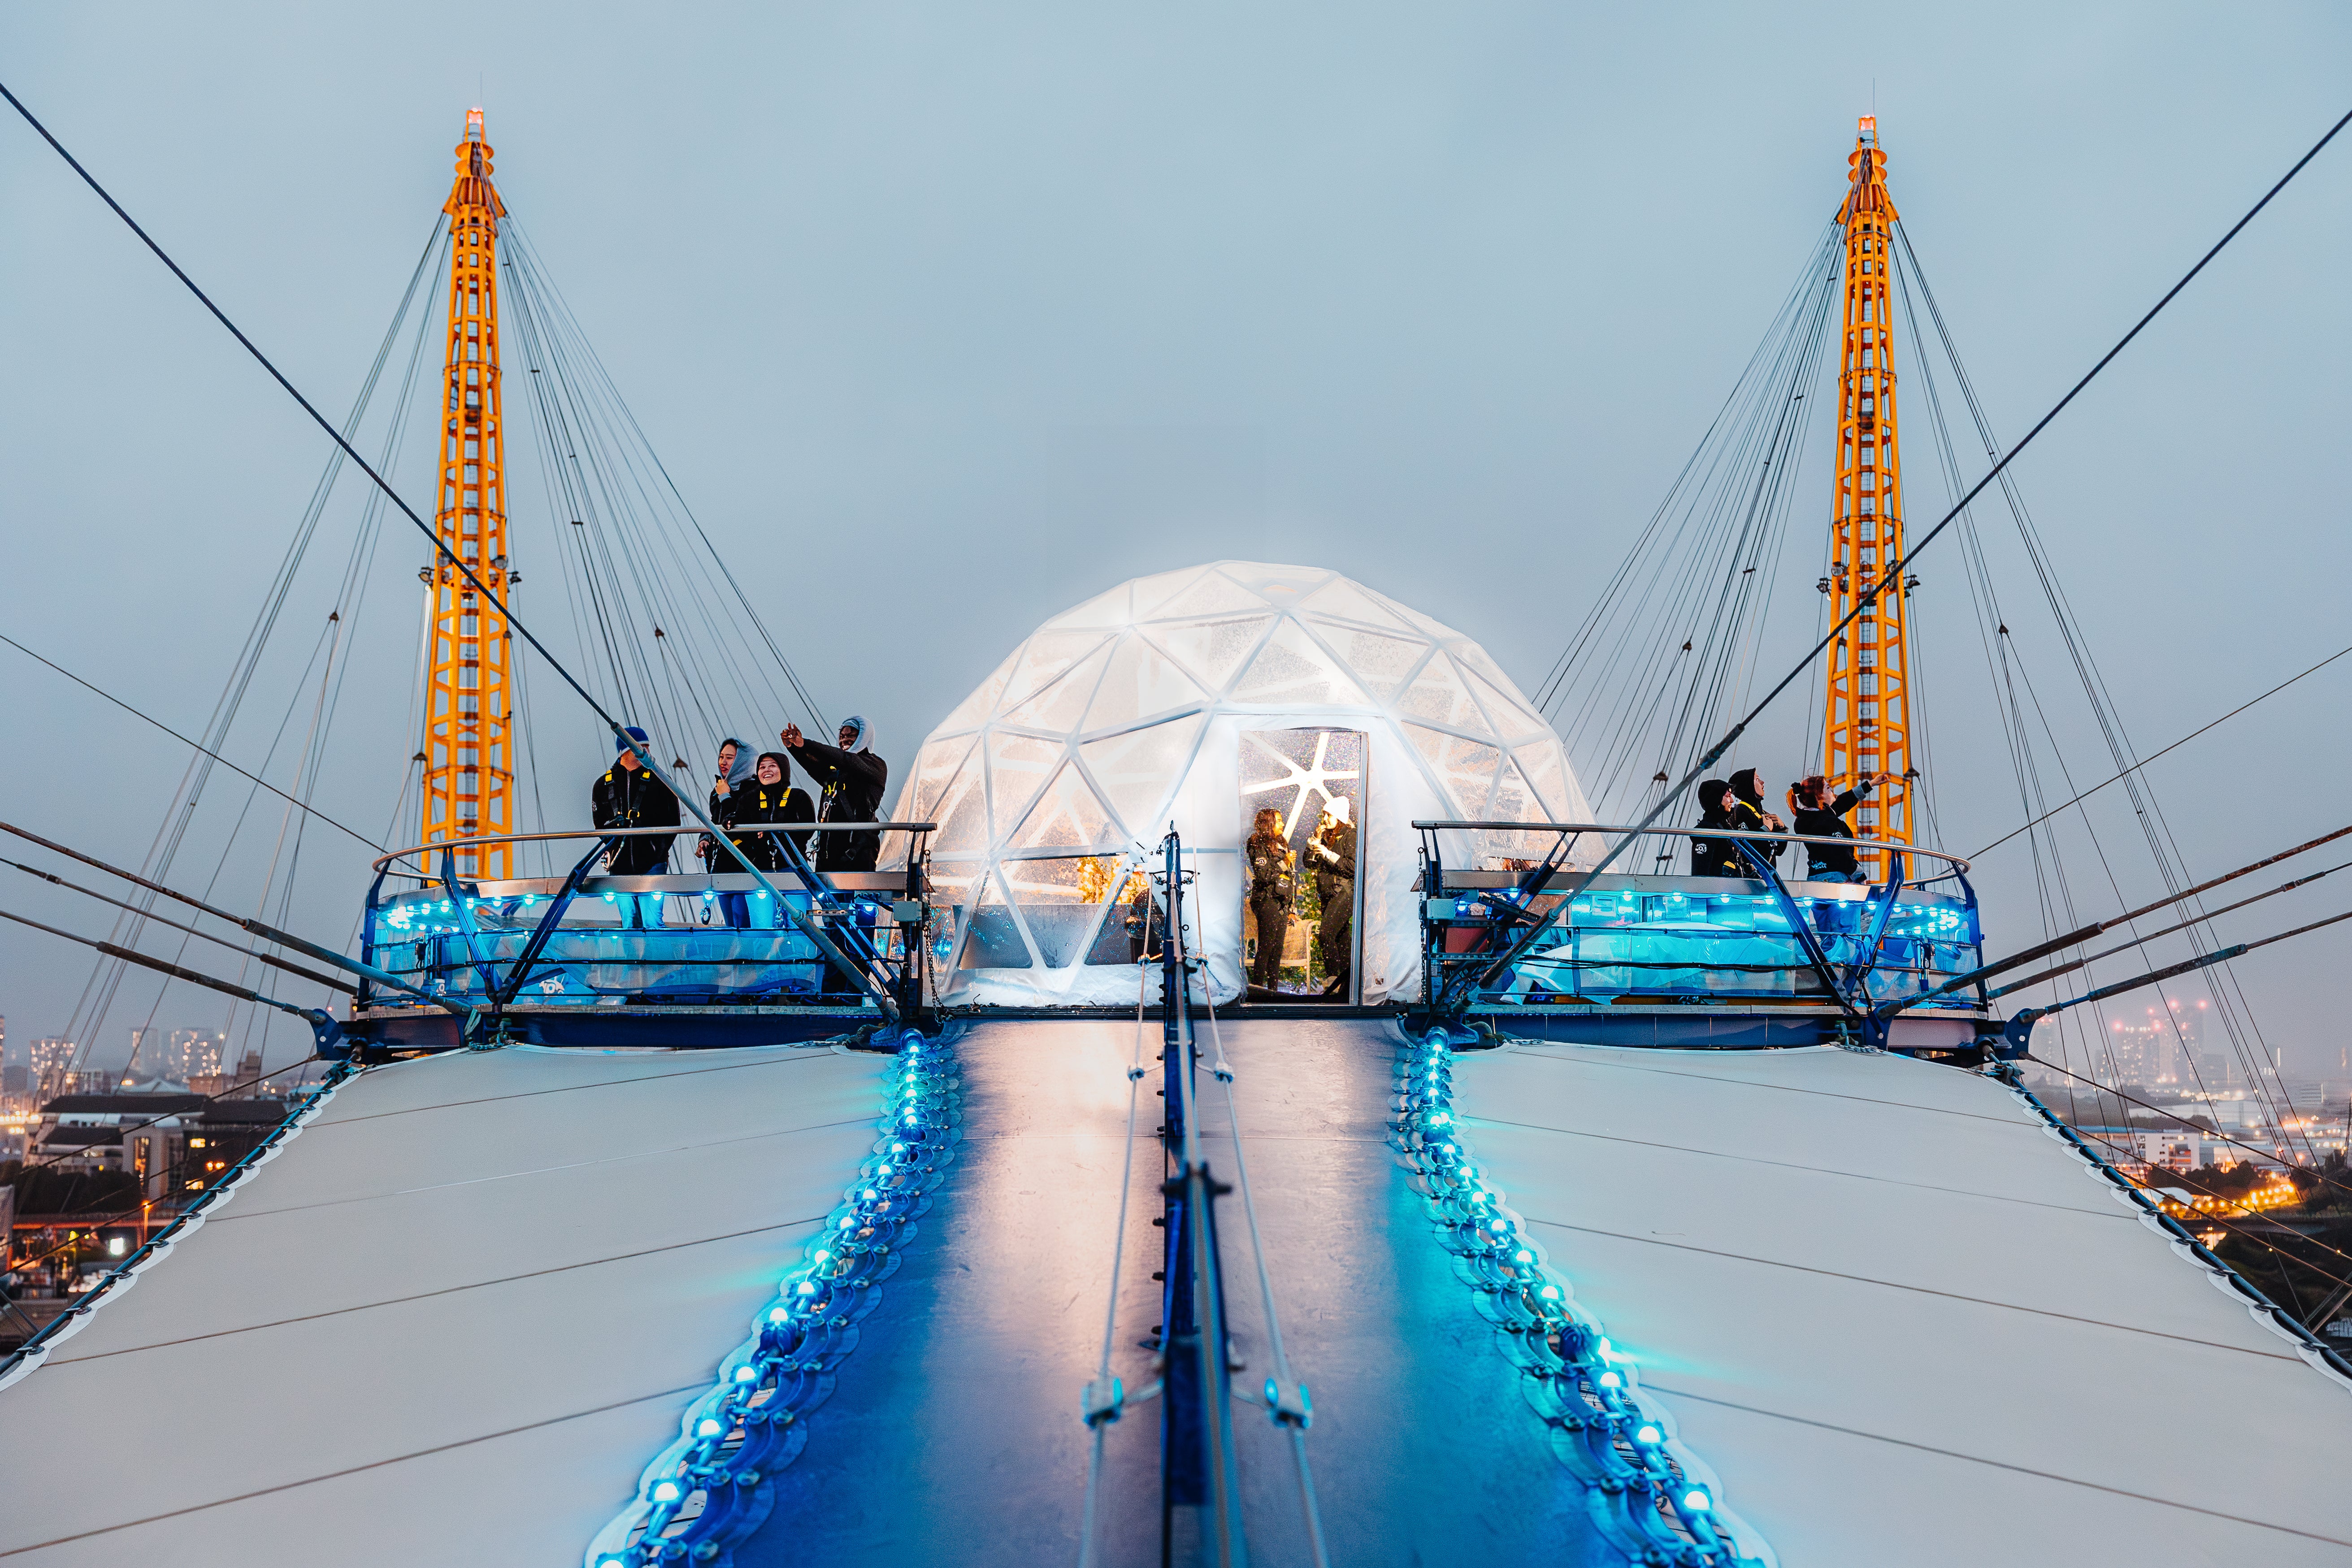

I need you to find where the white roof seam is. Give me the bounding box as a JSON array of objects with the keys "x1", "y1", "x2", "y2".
[
  {"x1": 4, "y1": 1381, "x2": 710, "y2": 1557},
  {"x1": 315, "y1": 1053, "x2": 845, "y2": 1125},
  {"x1": 1505, "y1": 1052, "x2": 2036, "y2": 1126},
  {"x1": 42, "y1": 1216, "x2": 830, "y2": 1368},
  {"x1": 1522, "y1": 1217, "x2": 2305, "y2": 1362},
  {"x1": 1471, "y1": 1115, "x2": 2129, "y2": 1217},
  {"x1": 208, "y1": 1113, "x2": 878, "y2": 1221},
  {"x1": 1640, "y1": 1381, "x2": 2352, "y2": 1546}
]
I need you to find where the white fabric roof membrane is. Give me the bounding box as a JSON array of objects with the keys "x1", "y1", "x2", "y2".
[
  {"x1": 0, "y1": 1042, "x2": 885, "y2": 1566},
  {"x1": 891, "y1": 560, "x2": 1595, "y2": 1008},
  {"x1": 1453, "y1": 1041, "x2": 2352, "y2": 1565}
]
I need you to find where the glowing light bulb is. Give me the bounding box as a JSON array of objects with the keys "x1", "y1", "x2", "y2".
[
  {"x1": 1682, "y1": 1488, "x2": 1712, "y2": 1513},
  {"x1": 698, "y1": 1418, "x2": 724, "y2": 1438},
  {"x1": 733, "y1": 1366, "x2": 757, "y2": 1383},
  {"x1": 651, "y1": 1480, "x2": 681, "y2": 1503},
  {"x1": 1599, "y1": 1370, "x2": 1622, "y2": 1389},
  {"x1": 1636, "y1": 1424, "x2": 1661, "y2": 1444}
]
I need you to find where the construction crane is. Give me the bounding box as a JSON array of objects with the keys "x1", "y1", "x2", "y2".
[
  {"x1": 1819, "y1": 114, "x2": 1915, "y2": 869},
  {"x1": 419, "y1": 109, "x2": 517, "y2": 880}
]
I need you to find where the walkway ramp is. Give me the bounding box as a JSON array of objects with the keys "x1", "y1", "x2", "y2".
[
  {"x1": 0, "y1": 1042, "x2": 887, "y2": 1566},
  {"x1": 1452, "y1": 1039, "x2": 2352, "y2": 1565},
  {"x1": 742, "y1": 1017, "x2": 1604, "y2": 1566}
]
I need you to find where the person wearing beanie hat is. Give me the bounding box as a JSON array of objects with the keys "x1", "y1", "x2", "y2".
[{"x1": 592, "y1": 725, "x2": 680, "y2": 923}]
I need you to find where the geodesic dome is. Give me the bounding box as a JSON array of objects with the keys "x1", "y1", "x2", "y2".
[{"x1": 891, "y1": 561, "x2": 1595, "y2": 1007}]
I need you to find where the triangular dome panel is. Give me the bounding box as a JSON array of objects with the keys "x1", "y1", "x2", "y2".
[
  {"x1": 1146, "y1": 569, "x2": 1267, "y2": 622},
  {"x1": 1147, "y1": 615, "x2": 1271, "y2": 696},
  {"x1": 1229, "y1": 619, "x2": 1373, "y2": 708},
  {"x1": 1084, "y1": 631, "x2": 1207, "y2": 734},
  {"x1": 998, "y1": 640, "x2": 1113, "y2": 734},
  {"x1": 1080, "y1": 713, "x2": 1207, "y2": 838}
]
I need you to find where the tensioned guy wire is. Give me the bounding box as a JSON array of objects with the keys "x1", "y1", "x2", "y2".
[{"x1": 1465, "y1": 102, "x2": 2352, "y2": 1003}]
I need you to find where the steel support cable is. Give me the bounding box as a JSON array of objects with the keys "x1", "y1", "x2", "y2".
[
  {"x1": 0, "y1": 906, "x2": 333, "y2": 1027},
  {"x1": 1989, "y1": 860, "x2": 2352, "y2": 999},
  {"x1": 39, "y1": 221, "x2": 437, "y2": 1073},
  {"x1": 1553, "y1": 226, "x2": 1845, "y2": 812},
  {"x1": 508, "y1": 255, "x2": 770, "y2": 744},
  {"x1": 73, "y1": 615, "x2": 338, "y2": 1077},
  {"x1": 1195, "y1": 987, "x2": 1331, "y2": 1568},
  {"x1": 0, "y1": 84, "x2": 897, "y2": 1017},
  {"x1": 0, "y1": 820, "x2": 451, "y2": 1009},
  {"x1": 503, "y1": 224, "x2": 828, "y2": 732},
  {"x1": 1458, "y1": 103, "x2": 2352, "y2": 1007},
  {"x1": 2022, "y1": 1055, "x2": 2352, "y2": 1215},
  {"x1": 1585, "y1": 250, "x2": 1839, "y2": 824},
  {"x1": 1985, "y1": 630, "x2": 2312, "y2": 1149},
  {"x1": 1891, "y1": 222, "x2": 2305, "y2": 1150},
  {"x1": 1920, "y1": 821, "x2": 2352, "y2": 1000},
  {"x1": 1077, "y1": 959, "x2": 1155, "y2": 1568},
  {"x1": 2, "y1": 857, "x2": 353, "y2": 996},
  {"x1": 1535, "y1": 222, "x2": 1841, "y2": 719},
  {"x1": 0, "y1": 633, "x2": 382, "y2": 850},
  {"x1": 1972, "y1": 640, "x2": 2352, "y2": 860}
]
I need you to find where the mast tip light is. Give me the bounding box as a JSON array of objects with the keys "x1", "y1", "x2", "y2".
[
  {"x1": 466, "y1": 107, "x2": 485, "y2": 140},
  {"x1": 1858, "y1": 114, "x2": 1877, "y2": 139}
]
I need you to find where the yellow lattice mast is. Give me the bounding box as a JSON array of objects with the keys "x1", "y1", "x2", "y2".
[
  {"x1": 1819, "y1": 114, "x2": 1914, "y2": 871},
  {"x1": 420, "y1": 109, "x2": 516, "y2": 879}
]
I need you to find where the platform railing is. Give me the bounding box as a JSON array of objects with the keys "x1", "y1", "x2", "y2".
[
  {"x1": 1414, "y1": 820, "x2": 1984, "y2": 1028},
  {"x1": 356, "y1": 824, "x2": 937, "y2": 1034}
]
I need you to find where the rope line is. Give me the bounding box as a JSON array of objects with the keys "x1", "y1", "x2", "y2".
[{"x1": 1466, "y1": 102, "x2": 2352, "y2": 1004}]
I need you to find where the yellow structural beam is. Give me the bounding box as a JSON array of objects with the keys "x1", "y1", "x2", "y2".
[
  {"x1": 1819, "y1": 115, "x2": 1915, "y2": 867},
  {"x1": 419, "y1": 109, "x2": 516, "y2": 881}
]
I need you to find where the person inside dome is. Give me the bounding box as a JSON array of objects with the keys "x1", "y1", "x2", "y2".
[
  {"x1": 1306, "y1": 795, "x2": 1358, "y2": 999},
  {"x1": 1245, "y1": 807, "x2": 1294, "y2": 992}
]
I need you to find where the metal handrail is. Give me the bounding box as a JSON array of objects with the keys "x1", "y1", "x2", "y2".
[
  {"x1": 370, "y1": 822, "x2": 939, "y2": 876},
  {"x1": 1411, "y1": 819, "x2": 1971, "y2": 876}
]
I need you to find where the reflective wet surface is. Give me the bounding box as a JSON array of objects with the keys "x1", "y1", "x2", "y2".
[{"x1": 742, "y1": 1017, "x2": 1609, "y2": 1567}]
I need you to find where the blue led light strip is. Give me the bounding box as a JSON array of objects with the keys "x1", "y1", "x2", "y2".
[
  {"x1": 584, "y1": 1031, "x2": 964, "y2": 1568},
  {"x1": 1391, "y1": 1029, "x2": 1776, "y2": 1568}
]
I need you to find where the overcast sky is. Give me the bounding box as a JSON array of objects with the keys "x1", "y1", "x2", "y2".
[{"x1": 3, "y1": 3, "x2": 2348, "y2": 1082}]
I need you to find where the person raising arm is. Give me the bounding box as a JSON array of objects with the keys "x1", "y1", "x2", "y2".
[{"x1": 781, "y1": 715, "x2": 889, "y2": 873}]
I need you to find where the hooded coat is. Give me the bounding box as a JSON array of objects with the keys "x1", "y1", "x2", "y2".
[
  {"x1": 718, "y1": 754, "x2": 817, "y2": 872},
  {"x1": 793, "y1": 716, "x2": 889, "y2": 872},
  {"x1": 1689, "y1": 778, "x2": 1741, "y2": 877},
  {"x1": 592, "y1": 758, "x2": 680, "y2": 875},
  {"x1": 1722, "y1": 768, "x2": 1783, "y2": 869},
  {"x1": 702, "y1": 740, "x2": 760, "y2": 866},
  {"x1": 1789, "y1": 778, "x2": 1875, "y2": 878}
]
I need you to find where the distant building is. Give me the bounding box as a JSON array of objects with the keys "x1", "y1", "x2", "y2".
[{"x1": 26, "y1": 1095, "x2": 290, "y2": 1202}]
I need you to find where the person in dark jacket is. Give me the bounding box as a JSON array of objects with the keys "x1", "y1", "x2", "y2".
[
  {"x1": 592, "y1": 727, "x2": 679, "y2": 927},
  {"x1": 1689, "y1": 779, "x2": 1740, "y2": 877},
  {"x1": 699, "y1": 738, "x2": 757, "y2": 869},
  {"x1": 708, "y1": 752, "x2": 816, "y2": 925},
  {"x1": 1306, "y1": 795, "x2": 1358, "y2": 999},
  {"x1": 1245, "y1": 807, "x2": 1294, "y2": 991},
  {"x1": 1788, "y1": 772, "x2": 1894, "y2": 882},
  {"x1": 1722, "y1": 768, "x2": 1786, "y2": 874},
  {"x1": 782, "y1": 715, "x2": 888, "y2": 873}
]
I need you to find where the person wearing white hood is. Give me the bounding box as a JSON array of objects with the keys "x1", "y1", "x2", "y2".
[
  {"x1": 781, "y1": 714, "x2": 889, "y2": 873},
  {"x1": 1306, "y1": 793, "x2": 1358, "y2": 999}
]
